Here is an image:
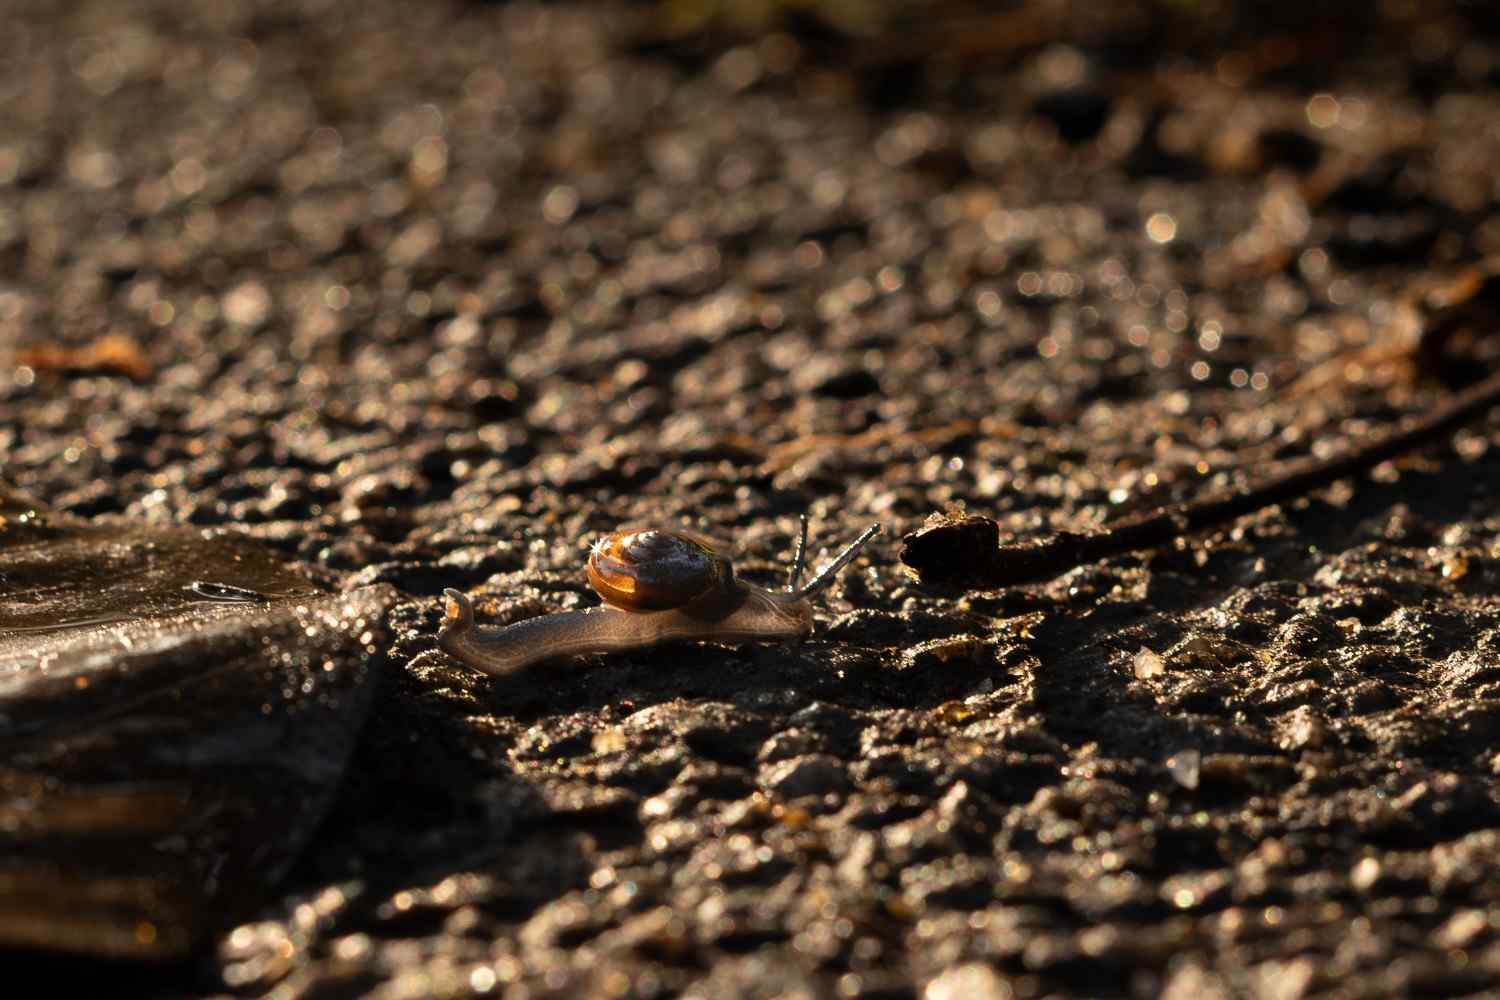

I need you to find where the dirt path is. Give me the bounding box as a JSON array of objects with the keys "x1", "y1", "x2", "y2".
[{"x1": 4, "y1": 2, "x2": 1500, "y2": 996}]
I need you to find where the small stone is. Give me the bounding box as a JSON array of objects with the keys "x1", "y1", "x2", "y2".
[
  {"x1": 933, "y1": 700, "x2": 982, "y2": 725},
  {"x1": 1250, "y1": 958, "x2": 1315, "y2": 1000},
  {"x1": 1440, "y1": 551, "x2": 1470, "y2": 580},
  {"x1": 794, "y1": 359, "x2": 881, "y2": 399},
  {"x1": 1278, "y1": 706, "x2": 1327, "y2": 751},
  {"x1": 1199, "y1": 754, "x2": 1297, "y2": 791},
  {"x1": 1133, "y1": 647, "x2": 1165, "y2": 679},
  {"x1": 1170, "y1": 635, "x2": 1224, "y2": 669},
  {"x1": 759, "y1": 753, "x2": 849, "y2": 800},
  {"x1": 1274, "y1": 614, "x2": 1341, "y2": 656},
  {"x1": 1165, "y1": 750, "x2": 1201, "y2": 790},
  {"x1": 591, "y1": 727, "x2": 627, "y2": 754},
  {"x1": 1350, "y1": 856, "x2": 1381, "y2": 891},
  {"x1": 1434, "y1": 909, "x2": 1489, "y2": 949},
  {"x1": 757, "y1": 728, "x2": 821, "y2": 763},
  {"x1": 904, "y1": 635, "x2": 996, "y2": 671},
  {"x1": 924, "y1": 962, "x2": 1012, "y2": 1000},
  {"x1": 222, "y1": 281, "x2": 272, "y2": 327},
  {"x1": 1162, "y1": 964, "x2": 1233, "y2": 1000}
]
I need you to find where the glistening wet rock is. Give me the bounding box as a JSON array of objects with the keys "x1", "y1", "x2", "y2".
[{"x1": 0, "y1": 488, "x2": 395, "y2": 959}]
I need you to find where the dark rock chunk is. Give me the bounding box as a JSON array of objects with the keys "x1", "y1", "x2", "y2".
[
  {"x1": 1031, "y1": 89, "x2": 1112, "y2": 144},
  {"x1": 899, "y1": 514, "x2": 1001, "y2": 586},
  {"x1": 0, "y1": 487, "x2": 395, "y2": 960}
]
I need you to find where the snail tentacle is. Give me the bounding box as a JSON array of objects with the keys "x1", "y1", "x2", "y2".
[
  {"x1": 793, "y1": 523, "x2": 882, "y2": 598},
  {"x1": 787, "y1": 514, "x2": 810, "y2": 593}
]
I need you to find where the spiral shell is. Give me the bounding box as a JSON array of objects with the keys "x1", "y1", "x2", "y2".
[{"x1": 585, "y1": 530, "x2": 733, "y2": 612}]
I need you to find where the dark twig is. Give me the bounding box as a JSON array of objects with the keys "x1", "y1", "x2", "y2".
[{"x1": 901, "y1": 366, "x2": 1500, "y2": 589}]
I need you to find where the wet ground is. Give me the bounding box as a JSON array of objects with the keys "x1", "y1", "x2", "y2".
[{"x1": 3, "y1": 1, "x2": 1500, "y2": 996}]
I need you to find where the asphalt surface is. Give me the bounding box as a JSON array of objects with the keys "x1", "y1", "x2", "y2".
[{"x1": 3, "y1": 2, "x2": 1500, "y2": 997}]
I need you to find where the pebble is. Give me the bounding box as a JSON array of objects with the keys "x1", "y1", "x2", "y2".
[
  {"x1": 924, "y1": 962, "x2": 1013, "y2": 1000},
  {"x1": 1133, "y1": 647, "x2": 1165, "y2": 679},
  {"x1": 1165, "y1": 750, "x2": 1202, "y2": 790}
]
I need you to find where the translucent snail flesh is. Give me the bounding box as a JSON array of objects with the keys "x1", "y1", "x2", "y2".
[{"x1": 439, "y1": 520, "x2": 880, "y2": 676}]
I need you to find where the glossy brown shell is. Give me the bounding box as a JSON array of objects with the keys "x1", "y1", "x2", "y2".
[{"x1": 585, "y1": 529, "x2": 733, "y2": 612}]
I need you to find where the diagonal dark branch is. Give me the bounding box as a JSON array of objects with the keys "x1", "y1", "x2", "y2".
[{"x1": 901, "y1": 366, "x2": 1500, "y2": 589}]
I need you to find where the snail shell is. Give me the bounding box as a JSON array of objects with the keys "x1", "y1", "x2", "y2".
[{"x1": 586, "y1": 529, "x2": 732, "y2": 612}]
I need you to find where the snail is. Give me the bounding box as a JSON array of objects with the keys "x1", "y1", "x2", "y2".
[{"x1": 438, "y1": 518, "x2": 881, "y2": 675}]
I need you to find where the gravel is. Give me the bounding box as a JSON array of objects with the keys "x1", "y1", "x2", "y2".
[{"x1": 4, "y1": 1, "x2": 1500, "y2": 996}]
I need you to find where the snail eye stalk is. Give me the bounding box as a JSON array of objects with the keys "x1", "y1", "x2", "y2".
[
  {"x1": 787, "y1": 514, "x2": 810, "y2": 594},
  {"x1": 793, "y1": 523, "x2": 882, "y2": 598}
]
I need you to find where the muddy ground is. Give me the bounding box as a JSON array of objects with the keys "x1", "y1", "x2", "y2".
[{"x1": 4, "y1": 1, "x2": 1500, "y2": 996}]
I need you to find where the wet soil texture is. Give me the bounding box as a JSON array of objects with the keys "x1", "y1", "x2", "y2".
[{"x1": 4, "y1": 1, "x2": 1500, "y2": 997}]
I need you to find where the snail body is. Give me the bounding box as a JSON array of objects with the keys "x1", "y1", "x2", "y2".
[{"x1": 439, "y1": 521, "x2": 879, "y2": 676}]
